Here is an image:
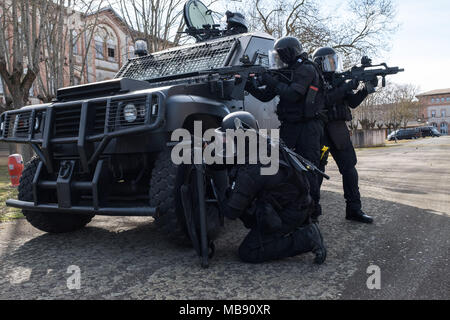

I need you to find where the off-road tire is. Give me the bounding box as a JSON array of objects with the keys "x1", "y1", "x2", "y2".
[
  {"x1": 149, "y1": 150, "x2": 221, "y2": 245},
  {"x1": 149, "y1": 150, "x2": 191, "y2": 244},
  {"x1": 18, "y1": 157, "x2": 94, "y2": 233}
]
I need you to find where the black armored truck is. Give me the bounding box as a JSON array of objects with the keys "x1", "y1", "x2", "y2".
[{"x1": 0, "y1": 1, "x2": 279, "y2": 258}]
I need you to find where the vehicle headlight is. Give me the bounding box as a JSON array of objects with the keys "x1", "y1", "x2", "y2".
[
  {"x1": 0, "y1": 121, "x2": 4, "y2": 132},
  {"x1": 123, "y1": 104, "x2": 137, "y2": 122}
]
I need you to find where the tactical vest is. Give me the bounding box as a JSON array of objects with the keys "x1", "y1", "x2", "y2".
[
  {"x1": 324, "y1": 80, "x2": 353, "y2": 122},
  {"x1": 277, "y1": 59, "x2": 325, "y2": 123},
  {"x1": 325, "y1": 102, "x2": 353, "y2": 122}
]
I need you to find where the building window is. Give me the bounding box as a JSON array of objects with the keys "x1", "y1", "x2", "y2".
[
  {"x1": 431, "y1": 122, "x2": 438, "y2": 127},
  {"x1": 431, "y1": 98, "x2": 434, "y2": 103},
  {"x1": 442, "y1": 98, "x2": 445, "y2": 102},
  {"x1": 442, "y1": 110, "x2": 446, "y2": 117},
  {"x1": 431, "y1": 110, "x2": 436, "y2": 117},
  {"x1": 447, "y1": 98, "x2": 450, "y2": 102},
  {"x1": 107, "y1": 47, "x2": 115, "y2": 60},
  {"x1": 107, "y1": 39, "x2": 116, "y2": 62},
  {"x1": 440, "y1": 122, "x2": 448, "y2": 135},
  {"x1": 95, "y1": 36, "x2": 104, "y2": 59},
  {"x1": 71, "y1": 31, "x2": 78, "y2": 55}
]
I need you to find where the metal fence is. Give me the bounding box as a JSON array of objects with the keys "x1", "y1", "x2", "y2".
[{"x1": 115, "y1": 38, "x2": 236, "y2": 81}]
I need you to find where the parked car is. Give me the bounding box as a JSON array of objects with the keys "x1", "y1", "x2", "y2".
[
  {"x1": 387, "y1": 128, "x2": 421, "y2": 141},
  {"x1": 418, "y1": 126, "x2": 441, "y2": 137}
]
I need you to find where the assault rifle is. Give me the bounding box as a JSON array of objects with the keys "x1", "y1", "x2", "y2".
[
  {"x1": 333, "y1": 56, "x2": 404, "y2": 93},
  {"x1": 198, "y1": 53, "x2": 297, "y2": 100},
  {"x1": 233, "y1": 118, "x2": 330, "y2": 180}
]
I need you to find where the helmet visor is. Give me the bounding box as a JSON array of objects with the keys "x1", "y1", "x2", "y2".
[
  {"x1": 268, "y1": 50, "x2": 288, "y2": 70},
  {"x1": 321, "y1": 53, "x2": 343, "y2": 72}
]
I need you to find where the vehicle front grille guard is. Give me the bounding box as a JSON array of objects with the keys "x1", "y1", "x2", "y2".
[
  {"x1": 0, "y1": 92, "x2": 165, "y2": 174},
  {"x1": 116, "y1": 38, "x2": 238, "y2": 83}
]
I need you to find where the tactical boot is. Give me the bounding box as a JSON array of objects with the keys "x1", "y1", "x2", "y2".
[
  {"x1": 346, "y1": 209, "x2": 373, "y2": 224},
  {"x1": 309, "y1": 223, "x2": 327, "y2": 264}
]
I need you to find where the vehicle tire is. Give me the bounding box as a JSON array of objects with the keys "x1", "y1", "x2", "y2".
[
  {"x1": 149, "y1": 149, "x2": 222, "y2": 245},
  {"x1": 18, "y1": 157, "x2": 94, "y2": 233}
]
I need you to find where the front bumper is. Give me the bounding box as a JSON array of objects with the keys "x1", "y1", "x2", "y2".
[
  {"x1": 6, "y1": 158, "x2": 159, "y2": 217},
  {"x1": 6, "y1": 199, "x2": 158, "y2": 216}
]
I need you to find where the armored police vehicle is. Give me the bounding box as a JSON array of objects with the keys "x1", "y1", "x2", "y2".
[{"x1": 0, "y1": 0, "x2": 278, "y2": 242}]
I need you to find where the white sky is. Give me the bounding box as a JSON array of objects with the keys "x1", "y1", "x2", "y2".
[
  {"x1": 321, "y1": 0, "x2": 450, "y2": 93},
  {"x1": 386, "y1": 0, "x2": 450, "y2": 93}
]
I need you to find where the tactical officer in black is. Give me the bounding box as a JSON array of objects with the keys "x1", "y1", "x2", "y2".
[
  {"x1": 222, "y1": 11, "x2": 248, "y2": 36},
  {"x1": 245, "y1": 36, "x2": 325, "y2": 220},
  {"x1": 213, "y1": 112, "x2": 326, "y2": 264},
  {"x1": 312, "y1": 47, "x2": 376, "y2": 223}
]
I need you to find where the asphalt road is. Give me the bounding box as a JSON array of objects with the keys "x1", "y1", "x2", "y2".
[{"x1": 0, "y1": 136, "x2": 449, "y2": 299}]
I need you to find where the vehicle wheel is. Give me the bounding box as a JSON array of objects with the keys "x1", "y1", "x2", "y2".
[
  {"x1": 18, "y1": 157, "x2": 94, "y2": 233},
  {"x1": 149, "y1": 149, "x2": 222, "y2": 245}
]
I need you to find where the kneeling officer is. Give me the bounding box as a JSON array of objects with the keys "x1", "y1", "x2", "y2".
[
  {"x1": 212, "y1": 111, "x2": 326, "y2": 264},
  {"x1": 245, "y1": 36, "x2": 325, "y2": 221}
]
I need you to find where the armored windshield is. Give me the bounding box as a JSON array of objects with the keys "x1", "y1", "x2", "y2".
[{"x1": 115, "y1": 38, "x2": 237, "y2": 82}]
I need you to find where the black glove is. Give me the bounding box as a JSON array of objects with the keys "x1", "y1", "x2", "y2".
[
  {"x1": 347, "y1": 79, "x2": 359, "y2": 90},
  {"x1": 363, "y1": 76, "x2": 378, "y2": 94},
  {"x1": 261, "y1": 71, "x2": 278, "y2": 89},
  {"x1": 245, "y1": 77, "x2": 256, "y2": 91}
]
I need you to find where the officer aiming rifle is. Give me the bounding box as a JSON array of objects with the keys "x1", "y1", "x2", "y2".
[
  {"x1": 332, "y1": 56, "x2": 404, "y2": 94},
  {"x1": 313, "y1": 47, "x2": 404, "y2": 224}
]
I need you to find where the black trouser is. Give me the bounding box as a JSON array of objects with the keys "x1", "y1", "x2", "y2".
[
  {"x1": 280, "y1": 120, "x2": 323, "y2": 217},
  {"x1": 318, "y1": 122, "x2": 361, "y2": 213},
  {"x1": 238, "y1": 223, "x2": 317, "y2": 263}
]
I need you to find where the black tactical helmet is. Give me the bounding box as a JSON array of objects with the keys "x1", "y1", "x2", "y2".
[
  {"x1": 220, "y1": 111, "x2": 259, "y2": 131},
  {"x1": 312, "y1": 47, "x2": 342, "y2": 73},
  {"x1": 225, "y1": 11, "x2": 248, "y2": 30},
  {"x1": 214, "y1": 111, "x2": 258, "y2": 162},
  {"x1": 274, "y1": 37, "x2": 304, "y2": 65}
]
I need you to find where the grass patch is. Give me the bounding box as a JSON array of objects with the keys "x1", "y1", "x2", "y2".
[{"x1": 0, "y1": 165, "x2": 23, "y2": 222}]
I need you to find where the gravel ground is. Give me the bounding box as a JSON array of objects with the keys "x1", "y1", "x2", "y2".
[{"x1": 0, "y1": 136, "x2": 449, "y2": 299}]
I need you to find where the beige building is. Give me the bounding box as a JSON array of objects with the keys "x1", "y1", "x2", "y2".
[
  {"x1": 416, "y1": 88, "x2": 450, "y2": 135},
  {"x1": 0, "y1": 7, "x2": 137, "y2": 105}
]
